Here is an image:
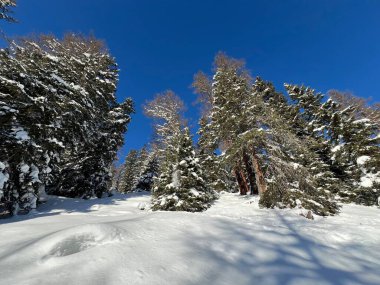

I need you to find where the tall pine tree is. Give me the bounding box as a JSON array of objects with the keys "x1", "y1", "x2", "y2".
[{"x1": 152, "y1": 127, "x2": 216, "y2": 212}]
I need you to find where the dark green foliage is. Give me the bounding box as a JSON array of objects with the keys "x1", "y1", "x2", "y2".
[
  {"x1": 135, "y1": 150, "x2": 159, "y2": 192},
  {"x1": 197, "y1": 117, "x2": 228, "y2": 193},
  {"x1": 0, "y1": 0, "x2": 16, "y2": 23},
  {"x1": 152, "y1": 128, "x2": 216, "y2": 212},
  {"x1": 285, "y1": 83, "x2": 380, "y2": 206},
  {"x1": 0, "y1": 35, "x2": 133, "y2": 214},
  {"x1": 260, "y1": 183, "x2": 339, "y2": 216},
  {"x1": 118, "y1": 150, "x2": 139, "y2": 193}
]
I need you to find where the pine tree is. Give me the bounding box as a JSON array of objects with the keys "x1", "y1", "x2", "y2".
[
  {"x1": 135, "y1": 149, "x2": 159, "y2": 192},
  {"x1": 0, "y1": 34, "x2": 133, "y2": 214},
  {"x1": 286, "y1": 84, "x2": 380, "y2": 205},
  {"x1": 0, "y1": 0, "x2": 16, "y2": 23},
  {"x1": 118, "y1": 150, "x2": 140, "y2": 193},
  {"x1": 144, "y1": 91, "x2": 217, "y2": 211},
  {"x1": 193, "y1": 54, "x2": 339, "y2": 215},
  {"x1": 328, "y1": 90, "x2": 380, "y2": 128},
  {"x1": 197, "y1": 117, "x2": 228, "y2": 193},
  {"x1": 207, "y1": 53, "x2": 267, "y2": 196},
  {"x1": 152, "y1": 127, "x2": 216, "y2": 212},
  {"x1": 143, "y1": 90, "x2": 185, "y2": 182},
  {"x1": 0, "y1": 41, "x2": 61, "y2": 214},
  {"x1": 249, "y1": 80, "x2": 338, "y2": 215}
]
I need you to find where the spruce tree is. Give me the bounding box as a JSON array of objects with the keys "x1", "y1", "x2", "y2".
[
  {"x1": 0, "y1": 0, "x2": 16, "y2": 23},
  {"x1": 286, "y1": 84, "x2": 380, "y2": 205},
  {"x1": 193, "y1": 54, "x2": 339, "y2": 215},
  {"x1": 152, "y1": 128, "x2": 216, "y2": 212},
  {"x1": 0, "y1": 34, "x2": 133, "y2": 214},
  {"x1": 197, "y1": 117, "x2": 228, "y2": 193},
  {"x1": 250, "y1": 80, "x2": 338, "y2": 215},
  {"x1": 135, "y1": 149, "x2": 159, "y2": 192},
  {"x1": 207, "y1": 53, "x2": 267, "y2": 195},
  {"x1": 118, "y1": 150, "x2": 140, "y2": 193}
]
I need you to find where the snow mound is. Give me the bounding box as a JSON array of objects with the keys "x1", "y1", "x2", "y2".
[
  {"x1": 39, "y1": 224, "x2": 124, "y2": 258},
  {"x1": 137, "y1": 202, "x2": 149, "y2": 210}
]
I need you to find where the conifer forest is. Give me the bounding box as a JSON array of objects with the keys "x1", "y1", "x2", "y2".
[{"x1": 0, "y1": 1, "x2": 379, "y2": 285}]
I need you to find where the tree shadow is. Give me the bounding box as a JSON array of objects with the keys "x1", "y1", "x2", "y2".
[
  {"x1": 182, "y1": 212, "x2": 380, "y2": 285},
  {"x1": 0, "y1": 191, "x2": 151, "y2": 225}
]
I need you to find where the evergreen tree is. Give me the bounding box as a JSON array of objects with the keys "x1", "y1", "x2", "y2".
[
  {"x1": 0, "y1": 34, "x2": 133, "y2": 214},
  {"x1": 0, "y1": 0, "x2": 16, "y2": 23},
  {"x1": 207, "y1": 53, "x2": 267, "y2": 196},
  {"x1": 286, "y1": 84, "x2": 380, "y2": 205},
  {"x1": 0, "y1": 41, "x2": 63, "y2": 213},
  {"x1": 118, "y1": 150, "x2": 140, "y2": 193},
  {"x1": 144, "y1": 91, "x2": 216, "y2": 211},
  {"x1": 197, "y1": 117, "x2": 228, "y2": 193},
  {"x1": 193, "y1": 54, "x2": 339, "y2": 215},
  {"x1": 135, "y1": 149, "x2": 159, "y2": 192},
  {"x1": 328, "y1": 90, "x2": 380, "y2": 128},
  {"x1": 152, "y1": 128, "x2": 216, "y2": 212},
  {"x1": 143, "y1": 90, "x2": 185, "y2": 186},
  {"x1": 249, "y1": 80, "x2": 338, "y2": 215}
]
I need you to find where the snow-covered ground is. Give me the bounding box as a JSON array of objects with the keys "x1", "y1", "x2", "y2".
[{"x1": 0, "y1": 192, "x2": 379, "y2": 285}]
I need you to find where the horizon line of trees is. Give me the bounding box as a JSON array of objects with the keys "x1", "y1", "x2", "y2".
[
  {"x1": 116, "y1": 52, "x2": 379, "y2": 215},
  {"x1": 2, "y1": 0, "x2": 379, "y2": 217}
]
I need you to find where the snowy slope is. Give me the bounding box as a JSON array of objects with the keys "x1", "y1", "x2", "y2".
[{"x1": 0, "y1": 192, "x2": 379, "y2": 285}]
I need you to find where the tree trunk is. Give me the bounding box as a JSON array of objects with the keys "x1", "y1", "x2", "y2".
[
  {"x1": 234, "y1": 166, "x2": 249, "y2": 195},
  {"x1": 242, "y1": 150, "x2": 258, "y2": 195},
  {"x1": 250, "y1": 147, "x2": 267, "y2": 194}
]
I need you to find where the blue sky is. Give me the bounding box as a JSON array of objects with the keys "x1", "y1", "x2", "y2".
[{"x1": 2, "y1": 0, "x2": 380, "y2": 161}]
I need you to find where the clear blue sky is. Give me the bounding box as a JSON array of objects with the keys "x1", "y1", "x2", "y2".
[{"x1": 2, "y1": 0, "x2": 380, "y2": 161}]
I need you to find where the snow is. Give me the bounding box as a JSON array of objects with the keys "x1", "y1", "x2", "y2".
[
  {"x1": 29, "y1": 164, "x2": 41, "y2": 183},
  {"x1": 331, "y1": 144, "x2": 344, "y2": 153},
  {"x1": 353, "y1": 118, "x2": 371, "y2": 124},
  {"x1": 0, "y1": 192, "x2": 379, "y2": 285},
  {"x1": 19, "y1": 163, "x2": 30, "y2": 173},
  {"x1": 0, "y1": 75, "x2": 25, "y2": 91},
  {"x1": 357, "y1": 155, "x2": 371, "y2": 166},
  {"x1": 356, "y1": 156, "x2": 380, "y2": 188},
  {"x1": 47, "y1": 137, "x2": 64, "y2": 148},
  {"x1": 45, "y1": 54, "x2": 59, "y2": 62},
  {"x1": 12, "y1": 127, "x2": 30, "y2": 141},
  {"x1": 170, "y1": 169, "x2": 180, "y2": 189},
  {"x1": 0, "y1": 170, "x2": 8, "y2": 197},
  {"x1": 313, "y1": 126, "x2": 325, "y2": 132},
  {"x1": 190, "y1": 188, "x2": 200, "y2": 197},
  {"x1": 292, "y1": 162, "x2": 301, "y2": 169},
  {"x1": 359, "y1": 172, "x2": 380, "y2": 188}
]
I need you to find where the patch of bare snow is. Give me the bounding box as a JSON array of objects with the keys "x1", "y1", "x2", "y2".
[{"x1": 0, "y1": 192, "x2": 379, "y2": 285}]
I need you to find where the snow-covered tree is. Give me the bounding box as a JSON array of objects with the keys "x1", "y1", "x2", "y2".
[
  {"x1": 0, "y1": 34, "x2": 133, "y2": 214},
  {"x1": 143, "y1": 90, "x2": 185, "y2": 188},
  {"x1": 0, "y1": 42, "x2": 60, "y2": 214},
  {"x1": 192, "y1": 54, "x2": 339, "y2": 215},
  {"x1": 144, "y1": 91, "x2": 216, "y2": 211},
  {"x1": 135, "y1": 148, "x2": 159, "y2": 192},
  {"x1": 206, "y1": 52, "x2": 266, "y2": 196},
  {"x1": 243, "y1": 79, "x2": 338, "y2": 215},
  {"x1": 152, "y1": 127, "x2": 216, "y2": 212},
  {"x1": 328, "y1": 90, "x2": 380, "y2": 128},
  {"x1": 286, "y1": 84, "x2": 380, "y2": 205},
  {"x1": 0, "y1": 0, "x2": 16, "y2": 23},
  {"x1": 197, "y1": 117, "x2": 228, "y2": 193},
  {"x1": 118, "y1": 150, "x2": 140, "y2": 193}
]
